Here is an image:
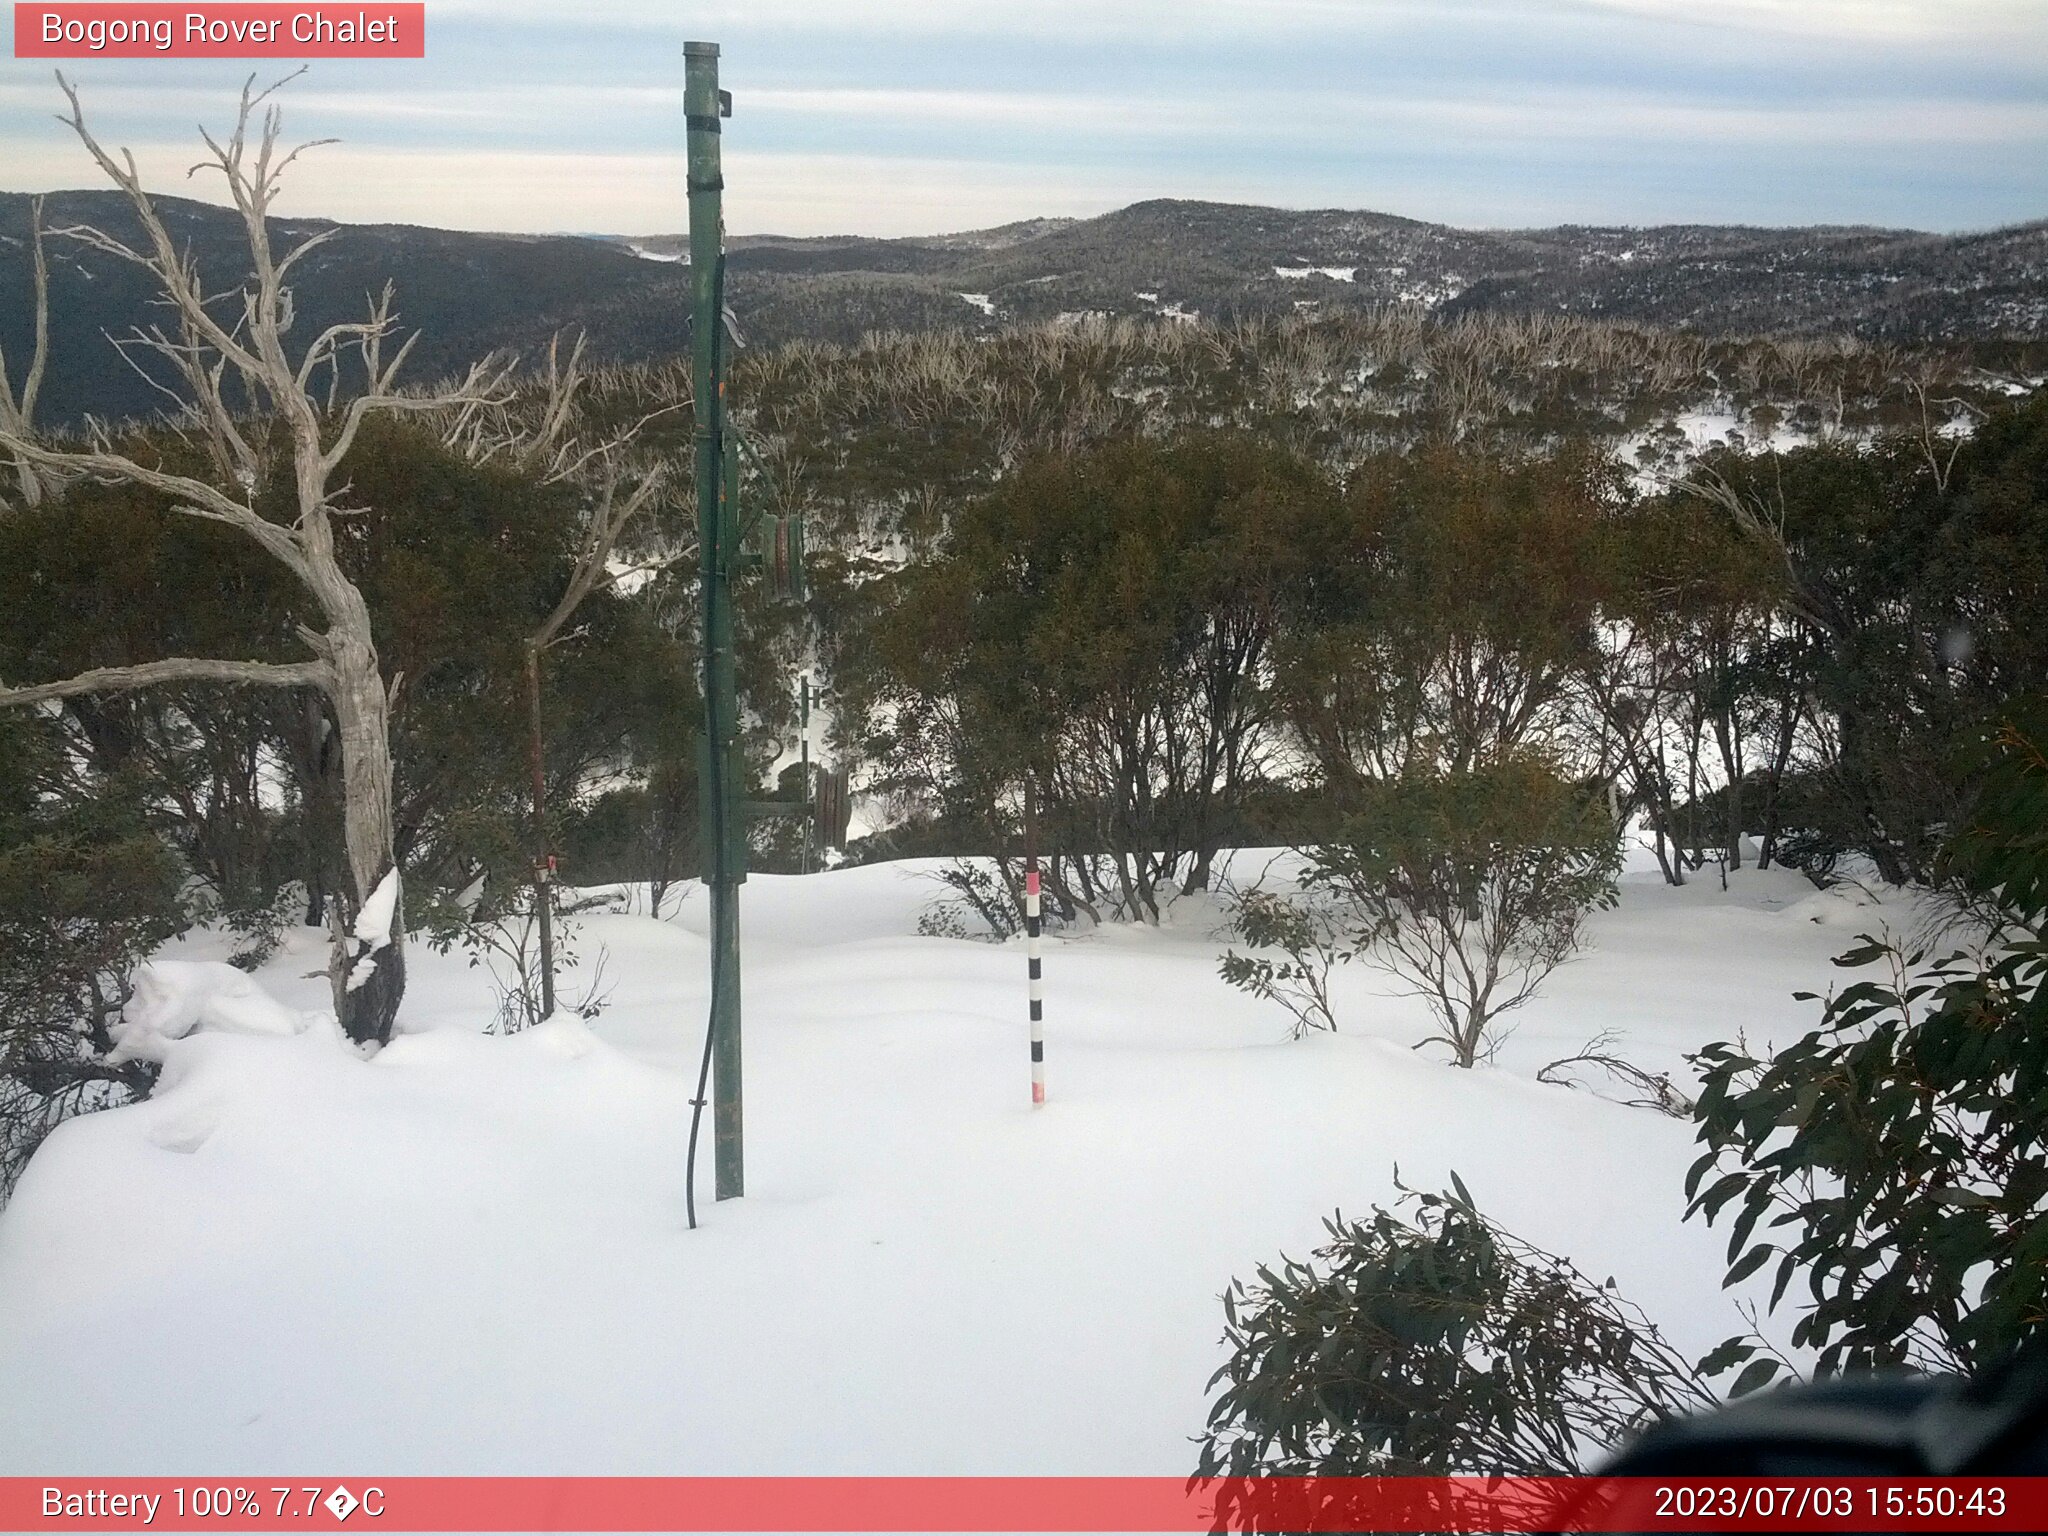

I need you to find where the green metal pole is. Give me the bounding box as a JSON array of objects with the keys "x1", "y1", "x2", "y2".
[{"x1": 686, "y1": 39, "x2": 743, "y2": 1203}]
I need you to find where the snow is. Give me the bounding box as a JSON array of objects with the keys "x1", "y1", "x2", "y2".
[
  {"x1": 106, "y1": 961, "x2": 309, "y2": 1065},
  {"x1": 956, "y1": 292, "x2": 997, "y2": 316},
  {"x1": 1404, "y1": 278, "x2": 1465, "y2": 305},
  {"x1": 1623, "y1": 405, "x2": 1827, "y2": 489},
  {"x1": 352, "y1": 869, "x2": 400, "y2": 952},
  {"x1": 603, "y1": 553, "x2": 661, "y2": 597},
  {"x1": 344, "y1": 868, "x2": 401, "y2": 992},
  {"x1": 0, "y1": 853, "x2": 1879, "y2": 1475},
  {"x1": 1273, "y1": 264, "x2": 1356, "y2": 282},
  {"x1": 1134, "y1": 291, "x2": 1198, "y2": 323}
]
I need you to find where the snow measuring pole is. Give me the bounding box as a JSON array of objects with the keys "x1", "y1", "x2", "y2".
[{"x1": 687, "y1": 40, "x2": 744, "y2": 1209}]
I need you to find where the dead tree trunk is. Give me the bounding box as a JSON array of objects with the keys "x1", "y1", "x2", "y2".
[
  {"x1": 0, "y1": 195, "x2": 50, "y2": 507},
  {"x1": 0, "y1": 74, "x2": 510, "y2": 1044}
]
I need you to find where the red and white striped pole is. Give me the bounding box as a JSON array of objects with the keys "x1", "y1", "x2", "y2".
[{"x1": 1025, "y1": 775, "x2": 1045, "y2": 1106}]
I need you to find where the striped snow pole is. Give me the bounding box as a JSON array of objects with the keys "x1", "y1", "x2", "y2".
[
  {"x1": 1026, "y1": 867, "x2": 1045, "y2": 1105},
  {"x1": 1025, "y1": 775, "x2": 1044, "y2": 1105},
  {"x1": 799, "y1": 675, "x2": 813, "y2": 875}
]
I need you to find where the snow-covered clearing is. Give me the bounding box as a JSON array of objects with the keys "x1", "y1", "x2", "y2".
[{"x1": 0, "y1": 853, "x2": 1890, "y2": 1475}]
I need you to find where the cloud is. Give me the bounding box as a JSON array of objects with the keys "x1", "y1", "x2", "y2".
[
  {"x1": 1567, "y1": 0, "x2": 2045, "y2": 43},
  {"x1": 432, "y1": 0, "x2": 2047, "y2": 49},
  {"x1": 0, "y1": 79, "x2": 495, "y2": 122},
  {"x1": 743, "y1": 88, "x2": 1204, "y2": 135}
]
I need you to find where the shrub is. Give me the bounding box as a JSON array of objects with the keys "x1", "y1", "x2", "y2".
[
  {"x1": 0, "y1": 728, "x2": 185, "y2": 1198},
  {"x1": 1685, "y1": 702, "x2": 2048, "y2": 1378},
  {"x1": 1301, "y1": 756, "x2": 1621, "y2": 1065},
  {"x1": 1198, "y1": 1176, "x2": 1715, "y2": 1480},
  {"x1": 917, "y1": 859, "x2": 1023, "y2": 942},
  {"x1": 1217, "y1": 885, "x2": 1349, "y2": 1038}
]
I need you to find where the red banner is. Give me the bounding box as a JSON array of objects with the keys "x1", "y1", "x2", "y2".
[
  {"x1": 13, "y1": 4, "x2": 425, "y2": 58},
  {"x1": 3, "y1": 1476, "x2": 2046, "y2": 1532}
]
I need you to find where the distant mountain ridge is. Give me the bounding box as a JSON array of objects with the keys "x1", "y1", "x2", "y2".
[{"x1": 3, "y1": 191, "x2": 2041, "y2": 425}]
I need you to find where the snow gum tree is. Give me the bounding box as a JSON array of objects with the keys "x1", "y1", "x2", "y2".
[
  {"x1": 858, "y1": 431, "x2": 1342, "y2": 922},
  {"x1": 1278, "y1": 444, "x2": 1613, "y2": 785},
  {"x1": 0, "y1": 76, "x2": 512, "y2": 1043},
  {"x1": 1229, "y1": 446, "x2": 1622, "y2": 1061}
]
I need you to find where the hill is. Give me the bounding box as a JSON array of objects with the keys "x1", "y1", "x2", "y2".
[{"x1": 3, "y1": 190, "x2": 2042, "y2": 425}]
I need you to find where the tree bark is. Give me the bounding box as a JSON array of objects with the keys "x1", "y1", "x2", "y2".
[{"x1": 328, "y1": 618, "x2": 404, "y2": 1044}]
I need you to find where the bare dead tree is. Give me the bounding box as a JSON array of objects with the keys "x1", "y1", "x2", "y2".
[
  {"x1": 1903, "y1": 366, "x2": 1976, "y2": 495},
  {"x1": 0, "y1": 195, "x2": 51, "y2": 506},
  {"x1": 441, "y1": 330, "x2": 690, "y2": 1015},
  {"x1": 521, "y1": 455, "x2": 674, "y2": 1016},
  {"x1": 0, "y1": 73, "x2": 514, "y2": 1044}
]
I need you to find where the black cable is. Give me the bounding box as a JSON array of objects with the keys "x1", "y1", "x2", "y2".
[{"x1": 683, "y1": 960, "x2": 718, "y2": 1230}]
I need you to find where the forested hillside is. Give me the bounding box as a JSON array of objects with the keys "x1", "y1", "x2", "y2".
[{"x1": 5, "y1": 189, "x2": 2042, "y2": 425}]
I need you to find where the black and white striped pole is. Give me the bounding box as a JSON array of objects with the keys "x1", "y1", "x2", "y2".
[
  {"x1": 799, "y1": 675, "x2": 814, "y2": 876},
  {"x1": 1025, "y1": 774, "x2": 1045, "y2": 1106}
]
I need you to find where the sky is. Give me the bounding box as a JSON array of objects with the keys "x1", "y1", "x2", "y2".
[{"x1": 1, "y1": 0, "x2": 2045, "y2": 238}]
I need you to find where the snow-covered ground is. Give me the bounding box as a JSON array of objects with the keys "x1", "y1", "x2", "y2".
[{"x1": 0, "y1": 852, "x2": 1894, "y2": 1475}]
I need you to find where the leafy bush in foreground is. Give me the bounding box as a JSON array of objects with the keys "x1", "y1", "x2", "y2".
[{"x1": 1198, "y1": 1177, "x2": 1715, "y2": 1478}]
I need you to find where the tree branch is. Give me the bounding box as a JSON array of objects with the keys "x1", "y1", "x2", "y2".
[
  {"x1": 0, "y1": 656, "x2": 331, "y2": 708},
  {"x1": 0, "y1": 430, "x2": 310, "y2": 576}
]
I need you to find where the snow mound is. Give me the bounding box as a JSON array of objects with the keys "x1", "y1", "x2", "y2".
[
  {"x1": 110, "y1": 961, "x2": 307, "y2": 1064},
  {"x1": 1779, "y1": 882, "x2": 1889, "y2": 929},
  {"x1": 520, "y1": 1013, "x2": 603, "y2": 1060}
]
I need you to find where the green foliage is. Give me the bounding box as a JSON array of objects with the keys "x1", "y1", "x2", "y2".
[
  {"x1": 1945, "y1": 699, "x2": 2048, "y2": 915},
  {"x1": 0, "y1": 717, "x2": 184, "y2": 1200},
  {"x1": 1197, "y1": 1177, "x2": 1715, "y2": 1479},
  {"x1": 1304, "y1": 756, "x2": 1622, "y2": 1065},
  {"x1": 0, "y1": 443, "x2": 308, "y2": 910},
  {"x1": 1685, "y1": 701, "x2": 2048, "y2": 1377},
  {"x1": 1282, "y1": 444, "x2": 1618, "y2": 782},
  {"x1": 0, "y1": 417, "x2": 701, "y2": 927},
  {"x1": 859, "y1": 430, "x2": 1343, "y2": 920},
  {"x1": 1583, "y1": 477, "x2": 1803, "y2": 883},
  {"x1": 1683, "y1": 399, "x2": 2048, "y2": 884},
  {"x1": 1217, "y1": 886, "x2": 1350, "y2": 1038},
  {"x1": 332, "y1": 420, "x2": 696, "y2": 887}
]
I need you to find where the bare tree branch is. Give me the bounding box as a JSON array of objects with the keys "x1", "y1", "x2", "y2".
[
  {"x1": 0, "y1": 432, "x2": 308, "y2": 573},
  {"x1": 0, "y1": 656, "x2": 330, "y2": 707},
  {"x1": 531, "y1": 465, "x2": 670, "y2": 652}
]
